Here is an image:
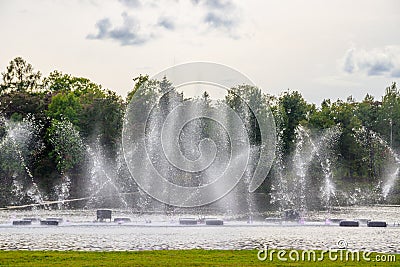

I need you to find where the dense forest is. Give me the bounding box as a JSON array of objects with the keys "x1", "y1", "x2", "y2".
[{"x1": 0, "y1": 57, "x2": 399, "y2": 208}]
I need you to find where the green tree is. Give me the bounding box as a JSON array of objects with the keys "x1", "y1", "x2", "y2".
[
  {"x1": 356, "y1": 94, "x2": 379, "y2": 129},
  {"x1": 44, "y1": 71, "x2": 122, "y2": 143},
  {"x1": 330, "y1": 99, "x2": 365, "y2": 178},
  {"x1": 126, "y1": 74, "x2": 149, "y2": 103},
  {"x1": 226, "y1": 84, "x2": 273, "y2": 145},
  {"x1": 277, "y1": 90, "x2": 310, "y2": 156},
  {"x1": 355, "y1": 94, "x2": 381, "y2": 179},
  {"x1": 125, "y1": 78, "x2": 161, "y2": 142},
  {"x1": 48, "y1": 119, "x2": 84, "y2": 173},
  {"x1": 308, "y1": 99, "x2": 336, "y2": 130},
  {"x1": 0, "y1": 91, "x2": 51, "y2": 121},
  {"x1": 80, "y1": 90, "x2": 124, "y2": 154},
  {"x1": 43, "y1": 71, "x2": 74, "y2": 92},
  {"x1": 1, "y1": 57, "x2": 42, "y2": 93},
  {"x1": 47, "y1": 91, "x2": 82, "y2": 126},
  {"x1": 377, "y1": 82, "x2": 400, "y2": 149},
  {"x1": 44, "y1": 71, "x2": 102, "y2": 94}
]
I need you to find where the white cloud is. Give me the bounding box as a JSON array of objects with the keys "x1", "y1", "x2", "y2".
[
  {"x1": 87, "y1": 0, "x2": 243, "y2": 46},
  {"x1": 342, "y1": 46, "x2": 400, "y2": 77},
  {"x1": 87, "y1": 12, "x2": 153, "y2": 45},
  {"x1": 118, "y1": 0, "x2": 141, "y2": 8}
]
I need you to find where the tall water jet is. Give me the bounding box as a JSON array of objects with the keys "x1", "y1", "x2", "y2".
[
  {"x1": 137, "y1": 84, "x2": 247, "y2": 213},
  {"x1": 208, "y1": 94, "x2": 263, "y2": 219},
  {"x1": 316, "y1": 127, "x2": 340, "y2": 211},
  {"x1": 48, "y1": 119, "x2": 84, "y2": 209},
  {"x1": 85, "y1": 140, "x2": 129, "y2": 209},
  {"x1": 320, "y1": 158, "x2": 336, "y2": 210},
  {"x1": 207, "y1": 100, "x2": 241, "y2": 216},
  {"x1": 123, "y1": 63, "x2": 276, "y2": 218},
  {"x1": 269, "y1": 148, "x2": 288, "y2": 211},
  {"x1": 272, "y1": 125, "x2": 340, "y2": 213},
  {"x1": 382, "y1": 162, "x2": 400, "y2": 199},
  {"x1": 53, "y1": 176, "x2": 71, "y2": 209},
  {"x1": 354, "y1": 126, "x2": 400, "y2": 201},
  {"x1": 238, "y1": 104, "x2": 259, "y2": 221},
  {"x1": 375, "y1": 135, "x2": 400, "y2": 200},
  {"x1": 0, "y1": 117, "x2": 45, "y2": 206},
  {"x1": 293, "y1": 126, "x2": 315, "y2": 212}
]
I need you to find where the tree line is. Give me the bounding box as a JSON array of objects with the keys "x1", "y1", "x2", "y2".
[{"x1": 0, "y1": 57, "x2": 399, "y2": 206}]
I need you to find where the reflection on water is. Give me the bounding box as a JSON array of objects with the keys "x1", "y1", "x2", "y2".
[{"x1": 0, "y1": 206, "x2": 399, "y2": 253}]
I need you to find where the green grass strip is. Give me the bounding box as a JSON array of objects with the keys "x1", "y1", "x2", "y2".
[{"x1": 0, "y1": 249, "x2": 398, "y2": 266}]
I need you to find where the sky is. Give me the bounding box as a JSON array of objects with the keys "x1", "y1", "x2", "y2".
[{"x1": 0, "y1": 0, "x2": 399, "y2": 104}]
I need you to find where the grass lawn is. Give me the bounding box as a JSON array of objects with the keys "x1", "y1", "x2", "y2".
[{"x1": 0, "y1": 249, "x2": 398, "y2": 266}]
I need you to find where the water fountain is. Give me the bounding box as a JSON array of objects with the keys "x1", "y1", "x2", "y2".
[
  {"x1": 271, "y1": 125, "x2": 340, "y2": 214},
  {"x1": 316, "y1": 127, "x2": 341, "y2": 211},
  {"x1": 53, "y1": 176, "x2": 71, "y2": 209},
  {"x1": 0, "y1": 64, "x2": 279, "y2": 223},
  {"x1": 373, "y1": 135, "x2": 400, "y2": 200},
  {"x1": 85, "y1": 141, "x2": 129, "y2": 209},
  {"x1": 1, "y1": 93, "x2": 395, "y2": 223},
  {"x1": 47, "y1": 119, "x2": 84, "y2": 209},
  {"x1": 293, "y1": 126, "x2": 317, "y2": 212},
  {"x1": 353, "y1": 126, "x2": 400, "y2": 202},
  {"x1": 114, "y1": 67, "x2": 281, "y2": 229},
  {"x1": 1, "y1": 94, "x2": 399, "y2": 253},
  {"x1": 0, "y1": 116, "x2": 45, "y2": 206}
]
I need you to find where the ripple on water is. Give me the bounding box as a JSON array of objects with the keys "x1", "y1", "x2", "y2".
[{"x1": 0, "y1": 208, "x2": 399, "y2": 252}]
